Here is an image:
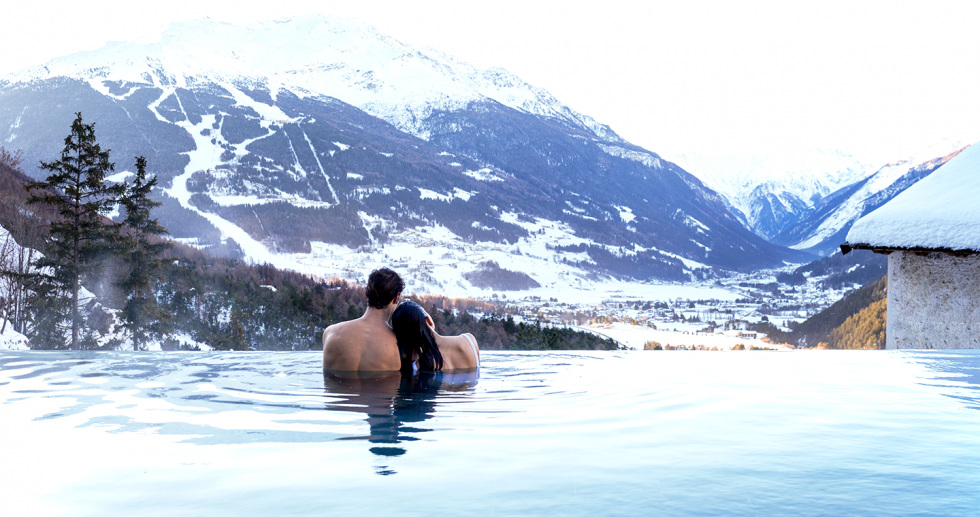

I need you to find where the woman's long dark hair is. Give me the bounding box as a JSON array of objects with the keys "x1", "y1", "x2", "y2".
[{"x1": 391, "y1": 301, "x2": 444, "y2": 372}]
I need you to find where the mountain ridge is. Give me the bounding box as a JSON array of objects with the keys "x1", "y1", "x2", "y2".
[
  {"x1": 670, "y1": 148, "x2": 877, "y2": 240},
  {"x1": 775, "y1": 138, "x2": 970, "y2": 255}
]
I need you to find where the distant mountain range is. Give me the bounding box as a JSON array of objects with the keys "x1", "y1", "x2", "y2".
[
  {"x1": 675, "y1": 139, "x2": 970, "y2": 256},
  {"x1": 775, "y1": 139, "x2": 968, "y2": 255},
  {"x1": 670, "y1": 148, "x2": 877, "y2": 240},
  {"x1": 0, "y1": 14, "x2": 806, "y2": 291}
]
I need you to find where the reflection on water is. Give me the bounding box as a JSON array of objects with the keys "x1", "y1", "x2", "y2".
[
  {"x1": 323, "y1": 370, "x2": 479, "y2": 474},
  {"x1": 909, "y1": 350, "x2": 980, "y2": 409}
]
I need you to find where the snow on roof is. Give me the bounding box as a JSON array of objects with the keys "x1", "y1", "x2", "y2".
[{"x1": 846, "y1": 141, "x2": 980, "y2": 251}]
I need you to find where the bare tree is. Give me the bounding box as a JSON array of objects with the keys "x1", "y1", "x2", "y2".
[
  {"x1": 0, "y1": 146, "x2": 46, "y2": 338},
  {"x1": 0, "y1": 147, "x2": 22, "y2": 172},
  {"x1": 0, "y1": 229, "x2": 13, "y2": 335}
]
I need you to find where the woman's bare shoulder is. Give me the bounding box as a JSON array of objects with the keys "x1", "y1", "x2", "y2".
[
  {"x1": 440, "y1": 335, "x2": 468, "y2": 351},
  {"x1": 457, "y1": 332, "x2": 479, "y2": 343},
  {"x1": 434, "y1": 335, "x2": 464, "y2": 357},
  {"x1": 441, "y1": 334, "x2": 479, "y2": 369}
]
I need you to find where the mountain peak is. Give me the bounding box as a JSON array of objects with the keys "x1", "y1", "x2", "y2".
[{"x1": 4, "y1": 15, "x2": 619, "y2": 143}]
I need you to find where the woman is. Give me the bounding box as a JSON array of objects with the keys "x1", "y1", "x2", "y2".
[{"x1": 390, "y1": 301, "x2": 480, "y2": 373}]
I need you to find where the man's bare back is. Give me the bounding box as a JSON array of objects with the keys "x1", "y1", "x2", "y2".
[
  {"x1": 322, "y1": 267, "x2": 405, "y2": 372},
  {"x1": 322, "y1": 308, "x2": 401, "y2": 371}
]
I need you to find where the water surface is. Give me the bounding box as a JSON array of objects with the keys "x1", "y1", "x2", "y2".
[{"x1": 1, "y1": 350, "x2": 978, "y2": 516}]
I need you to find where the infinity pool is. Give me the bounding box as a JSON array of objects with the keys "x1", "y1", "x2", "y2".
[{"x1": 2, "y1": 350, "x2": 978, "y2": 516}]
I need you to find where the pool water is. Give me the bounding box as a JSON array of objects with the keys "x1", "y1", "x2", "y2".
[{"x1": 1, "y1": 350, "x2": 978, "y2": 516}]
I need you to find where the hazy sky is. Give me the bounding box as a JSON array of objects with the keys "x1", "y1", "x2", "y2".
[{"x1": 3, "y1": 0, "x2": 979, "y2": 165}]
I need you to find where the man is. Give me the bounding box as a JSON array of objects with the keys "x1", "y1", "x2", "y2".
[{"x1": 322, "y1": 267, "x2": 404, "y2": 371}]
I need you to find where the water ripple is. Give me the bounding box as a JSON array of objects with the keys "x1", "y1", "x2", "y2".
[{"x1": 2, "y1": 350, "x2": 980, "y2": 515}]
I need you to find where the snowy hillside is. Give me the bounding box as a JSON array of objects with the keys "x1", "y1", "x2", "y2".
[{"x1": 670, "y1": 147, "x2": 876, "y2": 240}]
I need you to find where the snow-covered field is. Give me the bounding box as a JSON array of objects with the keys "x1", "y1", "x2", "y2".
[{"x1": 574, "y1": 322, "x2": 791, "y2": 351}]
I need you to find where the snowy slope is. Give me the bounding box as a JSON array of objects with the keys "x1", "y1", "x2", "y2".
[
  {"x1": 6, "y1": 15, "x2": 619, "y2": 143},
  {"x1": 847, "y1": 140, "x2": 980, "y2": 251},
  {"x1": 669, "y1": 148, "x2": 876, "y2": 240}
]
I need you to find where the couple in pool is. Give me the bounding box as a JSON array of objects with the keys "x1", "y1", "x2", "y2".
[{"x1": 322, "y1": 267, "x2": 480, "y2": 373}]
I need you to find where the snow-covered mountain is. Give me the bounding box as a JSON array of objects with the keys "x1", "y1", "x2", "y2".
[
  {"x1": 0, "y1": 15, "x2": 807, "y2": 293},
  {"x1": 670, "y1": 148, "x2": 877, "y2": 240},
  {"x1": 774, "y1": 138, "x2": 970, "y2": 255},
  {"x1": 6, "y1": 15, "x2": 618, "y2": 144}
]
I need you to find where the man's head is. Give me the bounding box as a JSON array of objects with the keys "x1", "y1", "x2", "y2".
[{"x1": 366, "y1": 267, "x2": 404, "y2": 309}]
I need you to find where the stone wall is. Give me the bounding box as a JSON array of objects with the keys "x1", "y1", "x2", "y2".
[{"x1": 887, "y1": 251, "x2": 980, "y2": 349}]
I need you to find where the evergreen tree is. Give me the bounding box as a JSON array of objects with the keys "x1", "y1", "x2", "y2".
[
  {"x1": 227, "y1": 304, "x2": 250, "y2": 351},
  {"x1": 116, "y1": 156, "x2": 173, "y2": 351},
  {"x1": 25, "y1": 113, "x2": 125, "y2": 349}
]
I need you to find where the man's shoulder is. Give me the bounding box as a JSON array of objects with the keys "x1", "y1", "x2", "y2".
[
  {"x1": 324, "y1": 318, "x2": 362, "y2": 338},
  {"x1": 326, "y1": 318, "x2": 358, "y2": 331},
  {"x1": 323, "y1": 317, "x2": 395, "y2": 351},
  {"x1": 323, "y1": 321, "x2": 359, "y2": 371}
]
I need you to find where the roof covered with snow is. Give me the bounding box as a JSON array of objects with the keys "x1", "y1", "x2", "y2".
[{"x1": 846, "y1": 141, "x2": 980, "y2": 251}]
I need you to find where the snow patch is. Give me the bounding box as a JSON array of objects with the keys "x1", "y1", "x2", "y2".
[
  {"x1": 105, "y1": 171, "x2": 134, "y2": 183},
  {"x1": 0, "y1": 323, "x2": 29, "y2": 350},
  {"x1": 598, "y1": 144, "x2": 661, "y2": 168},
  {"x1": 462, "y1": 168, "x2": 503, "y2": 182},
  {"x1": 614, "y1": 205, "x2": 636, "y2": 224},
  {"x1": 419, "y1": 187, "x2": 474, "y2": 202},
  {"x1": 685, "y1": 216, "x2": 710, "y2": 232}
]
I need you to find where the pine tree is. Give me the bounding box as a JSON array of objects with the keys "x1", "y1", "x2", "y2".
[
  {"x1": 116, "y1": 156, "x2": 173, "y2": 351},
  {"x1": 227, "y1": 304, "x2": 250, "y2": 351},
  {"x1": 25, "y1": 113, "x2": 126, "y2": 350}
]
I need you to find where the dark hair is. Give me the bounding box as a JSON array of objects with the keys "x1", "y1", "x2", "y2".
[
  {"x1": 391, "y1": 301, "x2": 443, "y2": 372},
  {"x1": 366, "y1": 268, "x2": 404, "y2": 309}
]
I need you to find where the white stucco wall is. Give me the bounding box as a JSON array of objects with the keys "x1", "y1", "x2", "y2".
[{"x1": 887, "y1": 251, "x2": 980, "y2": 349}]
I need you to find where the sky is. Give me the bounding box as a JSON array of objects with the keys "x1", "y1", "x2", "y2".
[{"x1": 2, "y1": 0, "x2": 979, "y2": 167}]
